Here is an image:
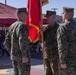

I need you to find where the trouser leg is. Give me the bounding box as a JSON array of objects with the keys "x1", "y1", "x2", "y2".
[
  {"x1": 12, "y1": 61, "x2": 19, "y2": 75},
  {"x1": 45, "y1": 58, "x2": 53, "y2": 75},
  {"x1": 18, "y1": 60, "x2": 31, "y2": 75},
  {"x1": 50, "y1": 59, "x2": 59, "y2": 75}
]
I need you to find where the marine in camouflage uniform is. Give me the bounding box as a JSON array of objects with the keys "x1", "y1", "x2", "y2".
[
  {"x1": 57, "y1": 7, "x2": 76, "y2": 75},
  {"x1": 5, "y1": 8, "x2": 31, "y2": 75},
  {"x1": 43, "y1": 11, "x2": 59, "y2": 75}
]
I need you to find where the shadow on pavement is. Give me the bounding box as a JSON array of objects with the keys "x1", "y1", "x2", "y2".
[
  {"x1": 0, "y1": 56, "x2": 13, "y2": 69},
  {"x1": 0, "y1": 53, "x2": 43, "y2": 69}
]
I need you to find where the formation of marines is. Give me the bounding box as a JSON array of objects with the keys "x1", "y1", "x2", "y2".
[{"x1": 5, "y1": 7, "x2": 76, "y2": 75}]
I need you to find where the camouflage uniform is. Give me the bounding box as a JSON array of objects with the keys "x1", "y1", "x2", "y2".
[
  {"x1": 44, "y1": 22, "x2": 59, "y2": 75},
  {"x1": 5, "y1": 20, "x2": 31, "y2": 75},
  {"x1": 57, "y1": 7, "x2": 76, "y2": 75},
  {"x1": 57, "y1": 8, "x2": 76, "y2": 75}
]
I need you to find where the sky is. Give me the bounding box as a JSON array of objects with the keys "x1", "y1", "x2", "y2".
[{"x1": 0, "y1": 0, "x2": 76, "y2": 17}]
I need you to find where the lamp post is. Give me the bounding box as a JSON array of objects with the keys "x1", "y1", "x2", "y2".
[
  {"x1": 51, "y1": 8, "x2": 58, "y2": 12},
  {"x1": 5, "y1": 0, "x2": 7, "y2": 5}
]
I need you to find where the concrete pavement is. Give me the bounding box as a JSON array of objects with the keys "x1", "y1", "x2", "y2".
[{"x1": 0, "y1": 55, "x2": 45, "y2": 75}]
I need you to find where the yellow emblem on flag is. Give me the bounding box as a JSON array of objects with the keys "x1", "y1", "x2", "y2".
[{"x1": 42, "y1": 0, "x2": 48, "y2": 3}]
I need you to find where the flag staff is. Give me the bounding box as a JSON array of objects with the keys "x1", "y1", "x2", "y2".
[{"x1": 40, "y1": 0, "x2": 45, "y2": 70}]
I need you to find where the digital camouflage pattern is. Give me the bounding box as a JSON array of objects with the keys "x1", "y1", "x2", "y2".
[
  {"x1": 12, "y1": 60, "x2": 30, "y2": 75},
  {"x1": 57, "y1": 19, "x2": 76, "y2": 75},
  {"x1": 5, "y1": 20, "x2": 31, "y2": 75},
  {"x1": 44, "y1": 22, "x2": 59, "y2": 59},
  {"x1": 43, "y1": 22, "x2": 59, "y2": 75}
]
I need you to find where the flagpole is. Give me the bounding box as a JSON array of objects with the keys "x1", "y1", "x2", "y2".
[{"x1": 40, "y1": 0, "x2": 45, "y2": 70}]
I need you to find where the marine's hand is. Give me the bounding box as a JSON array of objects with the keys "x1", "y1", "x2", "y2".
[
  {"x1": 41, "y1": 43, "x2": 46, "y2": 48},
  {"x1": 60, "y1": 63, "x2": 67, "y2": 69},
  {"x1": 22, "y1": 57, "x2": 28, "y2": 63},
  {"x1": 41, "y1": 43, "x2": 44, "y2": 48}
]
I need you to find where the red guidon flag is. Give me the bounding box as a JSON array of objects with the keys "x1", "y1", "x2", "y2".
[{"x1": 26, "y1": 0, "x2": 48, "y2": 43}]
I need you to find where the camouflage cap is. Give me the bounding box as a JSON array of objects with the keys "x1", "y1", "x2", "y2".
[
  {"x1": 45, "y1": 10, "x2": 56, "y2": 17},
  {"x1": 16, "y1": 8, "x2": 28, "y2": 14},
  {"x1": 62, "y1": 7, "x2": 74, "y2": 14}
]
